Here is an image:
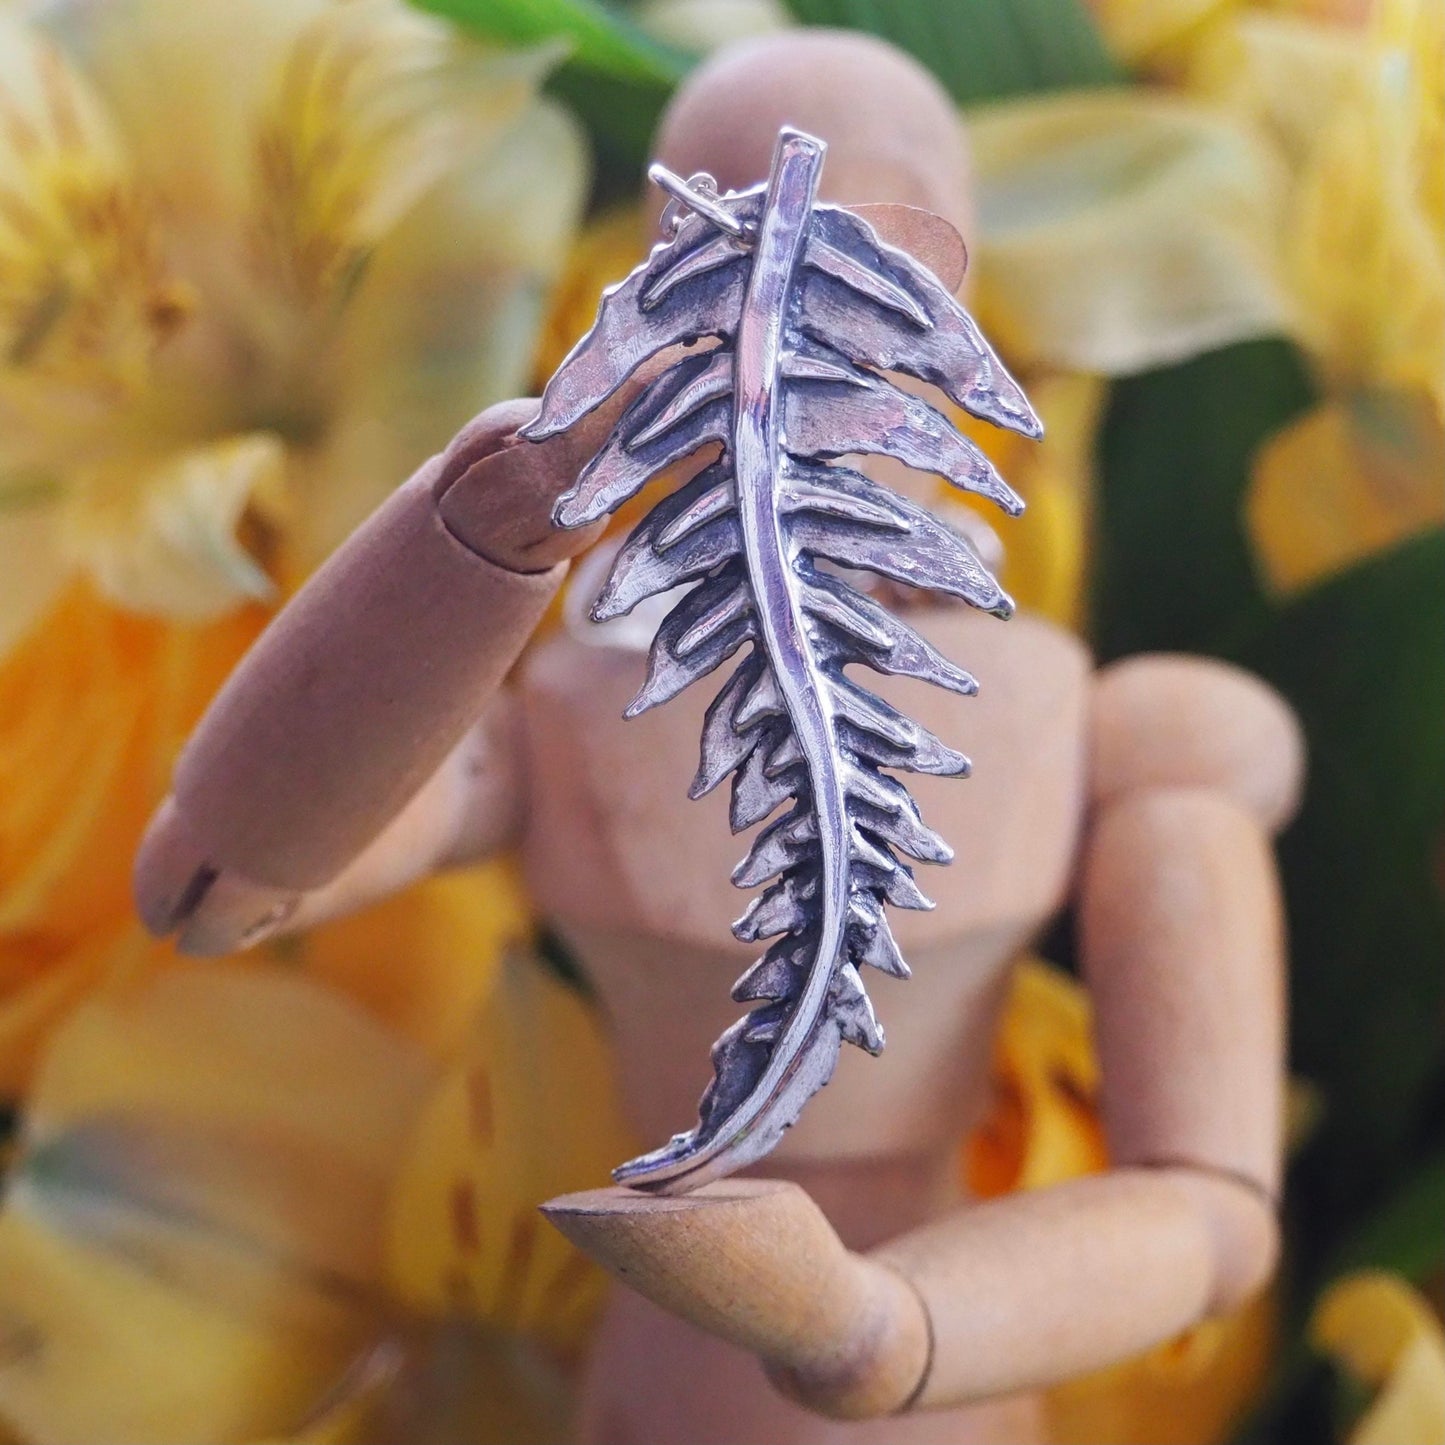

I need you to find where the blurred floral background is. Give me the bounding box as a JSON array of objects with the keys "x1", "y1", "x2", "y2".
[{"x1": 0, "y1": 0, "x2": 1440, "y2": 1441}]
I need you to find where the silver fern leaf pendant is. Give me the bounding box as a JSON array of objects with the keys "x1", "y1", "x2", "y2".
[{"x1": 523, "y1": 127, "x2": 1041, "y2": 1194}]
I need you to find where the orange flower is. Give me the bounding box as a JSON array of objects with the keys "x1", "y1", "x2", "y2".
[
  {"x1": 0, "y1": 0, "x2": 585, "y2": 1094},
  {"x1": 0, "y1": 582, "x2": 263, "y2": 1094}
]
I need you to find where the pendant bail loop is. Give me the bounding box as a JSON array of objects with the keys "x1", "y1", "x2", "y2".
[{"x1": 648, "y1": 163, "x2": 750, "y2": 240}]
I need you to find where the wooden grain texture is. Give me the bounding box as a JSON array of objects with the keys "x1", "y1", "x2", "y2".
[
  {"x1": 1090, "y1": 654, "x2": 1305, "y2": 834},
  {"x1": 1080, "y1": 785, "x2": 1286, "y2": 1200},
  {"x1": 876, "y1": 1169, "x2": 1218, "y2": 1405},
  {"x1": 544, "y1": 1180, "x2": 931, "y2": 1420},
  {"x1": 167, "y1": 462, "x2": 561, "y2": 890}
]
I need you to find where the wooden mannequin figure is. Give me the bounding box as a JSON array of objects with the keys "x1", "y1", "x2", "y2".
[{"x1": 133, "y1": 31, "x2": 1303, "y2": 1445}]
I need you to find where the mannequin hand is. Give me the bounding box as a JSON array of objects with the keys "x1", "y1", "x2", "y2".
[{"x1": 543, "y1": 1179, "x2": 932, "y2": 1421}]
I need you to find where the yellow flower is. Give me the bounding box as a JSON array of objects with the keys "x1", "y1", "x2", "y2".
[
  {"x1": 0, "y1": 0, "x2": 586, "y2": 1092},
  {"x1": 632, "y1": 0, "x2": 791, "y2": 52},
  {"x1": 0, "y1": 964, "x2": 435, "y2": 1444},
  {"x1": 1312, "y1": 1271, "x2": 1445, "y2": 1444},
  {"x1": 968, "y1": 89, "x2": 1292, "y2": 377},
  {"x1": 1083, "y1": 0, "x2": 1444, "y2": 593},
  {"x1": 0, "y1": 952, "x2": 628, "y2": 1444},
  {"x1": 0, "y1": 0, "x2": 585, "y2": 638},
  {"x1": 969, "y1": 960, "x2": 1277, "y2": 1445},
  {"x1": 385, "y1": 947, "x2": 635, "y2": 1356},
  {"x1": 948, "y1": 372, "x2": 1104, "y2": 632},
  {"x1": 1237, "y1": 0, "x2": 1445, "y2": 591},
  {"x1": 533, "y1": 207, "x2": 649, "y2": 389},
  {"x1": 1247, "y1": 388, "x2": 1445, "y2": 591},
  {"x1": 997, "y1": 0, "x2": 1443, "y2": 594},
  {"x1": 965, "y1": 957, "x2": 1107, "y2": 1195},
  {"x1": 278, "y1": 864, "x2": 533, "y2": 1061}
]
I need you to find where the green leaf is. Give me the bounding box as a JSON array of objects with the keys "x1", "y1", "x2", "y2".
[
  {"x1": 413, "y1": 0, "x2": 691, "y2": 83},
  {"x1": 546, "y1": 66, "x2": 675, "y2": 206},
  {"x1": 1091, "y1": 338, "x2": 1315, "y2": 660},
  {"x1": 1091, "y1": 337, "x2": 1445, "y2": 1228},
  {"x1": 411, "y1": 0, "x2": 694, "y2": 198},
  {"x1": 1240, "y1": 529, "x2": 1445, "y2": 1202},
  {"x1": 1231, "y1": 1149, "x2": 1445, "y2": 1445},
  {"x1": 782, "y1": 0, "x2": 1122, "y2": 104},
  {"x1": 1329, "y1": 1151, "x2": 1445, "y2": 1284}
]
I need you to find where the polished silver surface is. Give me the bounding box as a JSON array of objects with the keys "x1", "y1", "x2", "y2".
[{"x1": 523, "y1": 127, "x2": 1040, "y2": 1194}]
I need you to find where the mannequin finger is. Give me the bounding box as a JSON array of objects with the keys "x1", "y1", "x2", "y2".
[{"x1": 159, "y1": 696, "x2": 523, "y2": 954}]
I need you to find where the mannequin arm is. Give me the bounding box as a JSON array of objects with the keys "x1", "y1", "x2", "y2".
[
  {"x1": 134, "y1": 400, "x2": 610, "y2": 953},
  {"x1": 544, "y1": 655, "x2": 1301, "y2": 1418}
]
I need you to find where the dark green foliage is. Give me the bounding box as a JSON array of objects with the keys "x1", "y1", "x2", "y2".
[
  {"x1": 1244, "y1": 530, "x2": 1445, "y2": 1210},
  {"x1": 1092, "y1": 339, "x2": 1316, "y2": 661},
  {"x1": 409, "y1": 0, "x2": 694, "y2": 202},
  {"x1": 781, "y1": 0, "x2": 1121, "y2": 102}
]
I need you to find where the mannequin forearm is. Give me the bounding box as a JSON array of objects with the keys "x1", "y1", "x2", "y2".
[
  {"x1": 862, "y1": 1165, "x2": 1269, "y2": 1410},
  {"x1": 168, "y1": 462, "x2": 558, "y2": 893},
  {"x1": 867, "y1": 697, "x2": 1290, "y2": 1410},
  {"x1": 134, "y1": 398, "x2": 610, "y2": 947},
  {"x1": 546, "y1": 669, "x2": 1292, "y2": 1419}
]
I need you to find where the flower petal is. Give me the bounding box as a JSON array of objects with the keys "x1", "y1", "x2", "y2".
[
  {"x1": 0, "y1": 12, "x2": 185, "y2": 468},
  {"x1": 24, "y1": 965, "x2": 433, "y2": 1160},
  {"x1": 633, "y1": 0, "x2": 791, "y2": 52},
  {"x1": 284, "y1": 865, "x2": 532, "y2": 1061},
  {"x1": 949, "y1": 372, "x2": 1104, "y2": 632},
  {"x1": 969, "y1": 89, "x2": 1293, "y2": 374},
  {"x1": 965, "y1": 957, "x2": 1105, "y2": 1199},
  {"x1": 0, "y1": 581, "x2": 262, "y2": 982},
  {"x1": 386, "y1": 947, "x2": 633, "y2": 1354},
  {"x1": 1312, "y1": 1271, "x2": 1445, "y2": 1445},
  {"x1": 0, "y1": 1199, "x2": 365, "y2": 1445},
  {"x1": 246, "y1": 4, "x2": 566, "y2": 302},
  {"x1": 1289, "y1": 44, "x2": 1445, "y2": 402},
  {"x1": 0, "y1": 965, "x2": 434, "y2": 1445},
  {"x1": 295, "y1": 98, "x2": 587, "y2": 563},
  {"x1": 0, "y1": 498, "x2": 67, "y2": 659},
  {"x1": 1247, "y1": 390, "x2": 1445, "y2": 595},
  {"x1": 1188, "y1": 9, "x2": 1445, "y2": 406},
  {"x1": 1090, "y1": 0, "x2": 1234, "y2": 69},
  {"x1": 59, "y1": 433, "x2": 286, "y2": 619},
  {"x1": 36, "y1": 0, "x2": 323, "y2": 222}
]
